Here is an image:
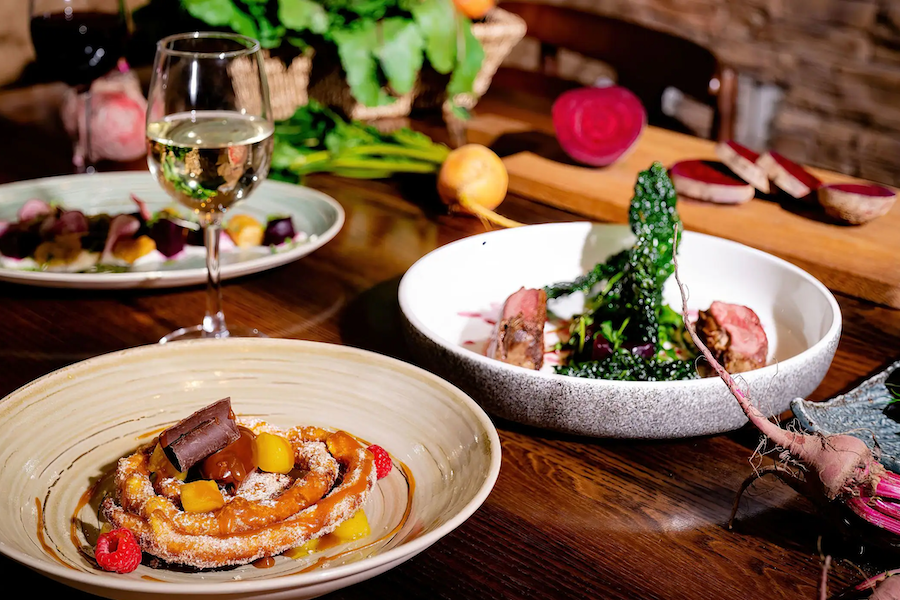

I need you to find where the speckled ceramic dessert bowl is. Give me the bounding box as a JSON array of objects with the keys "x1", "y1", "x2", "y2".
[
  {"x1": 0, "y1": 338, "x2": 501, "y2": 600},
  {"x1": 399, "y1": 222, "x2": 841, "y2": 439}
]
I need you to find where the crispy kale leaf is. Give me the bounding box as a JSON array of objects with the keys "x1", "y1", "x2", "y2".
[{"x1": 547, "y1": 162, "x2": 696, "y2": 381}]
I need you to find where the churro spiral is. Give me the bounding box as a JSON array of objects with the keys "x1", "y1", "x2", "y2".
[{"x1": 100, "y1": 420, "x2": 376, "y2": 569}]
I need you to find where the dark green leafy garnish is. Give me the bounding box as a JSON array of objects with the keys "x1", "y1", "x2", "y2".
[{"x1": 546, "y1": 162, "x2": 699, "y2": 382}]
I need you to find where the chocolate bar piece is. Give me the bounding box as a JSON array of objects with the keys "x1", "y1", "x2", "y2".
[{"x1": 159, "y1": 398, "x2": 240, "y2": 472}]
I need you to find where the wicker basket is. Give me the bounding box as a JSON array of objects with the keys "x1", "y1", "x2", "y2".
[
  {"x1": 248, "y1": 7, "x2": 526, "y2": 122},
  {"x1": 233, "y1": 49, "x2": 314, "y2": 122}
]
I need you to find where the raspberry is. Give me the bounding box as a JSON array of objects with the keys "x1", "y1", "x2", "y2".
[
  {"x1": 95, "y1": 528, "x2": 142, "y2": 573},
  {"x1": 367, "y1": 444, "x2": 392, "y2": 479}
]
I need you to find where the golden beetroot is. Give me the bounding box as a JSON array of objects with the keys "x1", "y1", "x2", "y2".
[
  {"x1": 453, "y1": 0, "x2": 495, "y2": 19},
  {"x1": 437, "y1": 144, "x2": 522, "y2": 229}
]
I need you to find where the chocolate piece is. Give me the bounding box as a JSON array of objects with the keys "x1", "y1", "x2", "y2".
[{"x1": 159, "y1": 398, "x2": 240, "y2": 472}]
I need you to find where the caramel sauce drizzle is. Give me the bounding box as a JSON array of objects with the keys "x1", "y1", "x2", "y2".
[{"x1": 35, "y1": 498, "x2": 77, "y2": 570}]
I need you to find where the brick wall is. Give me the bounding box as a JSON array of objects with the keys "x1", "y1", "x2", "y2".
[{"x1": 502, "y1": 0, "x2": 900, "y2": 186}]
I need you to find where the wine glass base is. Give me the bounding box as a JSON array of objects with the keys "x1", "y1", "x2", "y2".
[{"x1": 159, "y1": 324, "x2": 267, "y2": 344}]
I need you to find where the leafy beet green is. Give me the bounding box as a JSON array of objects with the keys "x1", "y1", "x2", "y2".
[
  {"x1": 546, "y1": 162, "x2": 697, "y2": 382},
  {"x1": 178, "y1": 0, "x2": 485, "y2": 109}
]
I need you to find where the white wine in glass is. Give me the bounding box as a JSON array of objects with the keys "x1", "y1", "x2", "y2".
[{"x1": 146, "y1": 32, "x2": 274, "y2": 343}]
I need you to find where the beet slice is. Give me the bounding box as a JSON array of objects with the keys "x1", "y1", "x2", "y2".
[
  {"x1": 552, "y1": 86, "x2": 647, "y2": 167},
  {"x1": 149, "y1": 218, "x2": 188, "y2": 258},
  {"x1": 263, "y1": 217, "x2": 296, "y2": 246},
  {"x1": 817, "y1": 182, "x2": 897, "y2": 225},
  {"x1": 669, "y1": 160, "x2": 755, "y2": 204},
  {"x1": 756, "y1": 152, "x2": 821, "y2": 200},
  {"x1": 715, "y1": 141, "x2": 769, "y2": 194}
]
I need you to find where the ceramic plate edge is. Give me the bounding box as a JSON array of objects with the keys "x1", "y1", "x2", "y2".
[{"x1": 0, "y1": 338, "x2": 502, "y2": 593}]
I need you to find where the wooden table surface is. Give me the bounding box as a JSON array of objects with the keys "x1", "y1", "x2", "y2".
[{"x1": 2, "y1": 80, "x2": 900, "y2": 600}]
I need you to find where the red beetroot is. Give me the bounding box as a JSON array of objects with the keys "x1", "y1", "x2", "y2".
[
  {"x1": 552, "y1": 86, "x2": 646, "y2": 167},
  {"x1": 818, "y1": 183, "x2": 897, "y2": 225},
  {"x1": 715, "y1": 141, "x2": 770, "y2": 194},
  {"x1": 756, "y1": 151, "x2": 821, "y2": 200},
  {"x1": 672, "y1": 227, "x2": 900, "y2": 543},
  {"x1": 670, "y1": 160, "x2": 755, "y2": 204}
]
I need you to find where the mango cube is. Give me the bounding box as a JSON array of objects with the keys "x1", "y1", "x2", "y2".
[
  {"x1": 112, "y1": 235, "x2": 157, "y2": 263},
  {"x1": 149, "y1": 443, "x2": 187, "y2": 481},
  {"x1": 180, "y1": 480, "x2": 225, "y2": 513},
  {"x1": 284, "y1": 538, "x2": 320, "y2": 559},
  {"x1": 331, "y1": 510, "x2": 370, "y2": 542},
  {"x1": 226, "y1": 215, "x2": 264, "y2": 247},
  {"x1": 253, "y1": 432, "x2": 294, "y2": 474}
]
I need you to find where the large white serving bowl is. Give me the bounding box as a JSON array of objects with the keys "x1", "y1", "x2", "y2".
[
  {"x1": 399, "y1": 222, "x2": 842, "y2": 439},
  {"x1": 0, "y1": 338, "x2": 501, "y2": 600}
]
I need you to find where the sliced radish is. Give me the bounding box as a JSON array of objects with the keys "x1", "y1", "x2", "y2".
[
  {"x1": 756, "y1": 152, "x2": 821, "y2": 200},
  {"x1": 715, "y1": 141, "x2": 769, "y2": 194},
  {"x1": 17, "y1": 198, "x2": 51, "y2": 223},
  {"x1": 817, "y1": 183, "x2": 897, "y2": 225},
  {"x1": 130, "y1": 193, "x2": 152, "y2": 222},
  {"x1": 100, "y1": 214, "x2": 140, "y2": 263},
  {"x1": 552, "y1": 86, "x2": 647, "y2": 167},
  {"x1": 670, "y1": 160, "x2": 756, "y2": 205}
]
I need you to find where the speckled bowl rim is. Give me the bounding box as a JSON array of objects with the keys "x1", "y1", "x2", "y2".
[
  {"x1": 398, "y1": 222, "x2": 842, "y2": 389},
  {"x1": 0, "y1": 338, "x2": 502, "y2": 595}
]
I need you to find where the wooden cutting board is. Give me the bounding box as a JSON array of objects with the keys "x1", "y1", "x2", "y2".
[{"x1": 466, "y1": 112, "x2": 900, "y2": 309}]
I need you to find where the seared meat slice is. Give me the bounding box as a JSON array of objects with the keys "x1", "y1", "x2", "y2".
[
  {"x1": 696, "y1": 301, "x2": 768, "y2": 373},
  {"x1": 486, "y1": 287, "x2": 547, "y2": 370}
]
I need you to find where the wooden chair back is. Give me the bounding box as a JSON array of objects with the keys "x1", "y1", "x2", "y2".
[{"x1": 500, "y1": 2, "x2": 737, "y2": 141}]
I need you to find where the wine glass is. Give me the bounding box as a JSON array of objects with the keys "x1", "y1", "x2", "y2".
[
  {"x1": 30, "y1": 0, "x2": 128, "y2": 173},
  {"x1": 146, "y1": 32, "x2": 274, "y2": 343}
]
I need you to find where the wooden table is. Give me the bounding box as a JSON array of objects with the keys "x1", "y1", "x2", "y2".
[{"x1": 1, "y1": 81, "x2": 900, "y2": 600}]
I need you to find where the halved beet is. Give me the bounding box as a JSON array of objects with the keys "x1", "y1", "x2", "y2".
[
  {"x1": 756, "y1": 152, "x2": 821, "y2": 200},
  {"x1": 715, "y1": 141, "x2": 769, "y2": 194},
  {"x1": 263, "y1": 217, "x2": 296, "y2": 246},
  {"x1": 552, "y1": 86, "x2": 647, "y2": 167},
  {"x1": 817, "y1": 182, "x2": 897, "y2": 225},
  {"x1": 669, "y1": 160, "x2": 755, "y2": 204},
  {"x1": 149, "y1": 218, "x2": 188, "y2": 258}
]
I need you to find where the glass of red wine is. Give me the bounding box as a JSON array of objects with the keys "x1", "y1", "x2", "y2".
[{"x1": 30, "y1": 0, "x2": 128, "y2": 173}]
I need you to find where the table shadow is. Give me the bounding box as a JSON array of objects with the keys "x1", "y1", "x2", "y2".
[
  {"x1": 338, "y1": 275, "x2": 413, "y2": 363},
  {"x1": 488, "y1": 130, "x2": 582, "y2": 167}
]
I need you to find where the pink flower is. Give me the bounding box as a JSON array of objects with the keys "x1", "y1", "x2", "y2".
[{"x1": 61, "y1": 65, "x2": 148, "y2": 163}]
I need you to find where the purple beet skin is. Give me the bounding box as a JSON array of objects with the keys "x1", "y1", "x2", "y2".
[
  {"x1": 592, "y1": 334, "x2": 656, "y2": 360},
  {"x1": 263, "y1": 217, "x2": 295, "y2": 246},
  {"x1": 0, "y1": 226, "x2": 41, "y2": 259},
  {"x1": 149, "y1": 218, "x2": 188, "y2": 258}
]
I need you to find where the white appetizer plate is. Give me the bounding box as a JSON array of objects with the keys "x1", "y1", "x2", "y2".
[
  {"x1": 399, "y1": 222, "x2": 842, "y2": 439},
  {"x1": 0, "y1": 338, "x2": 501, "y2": 599},
  {"x1": 0, "y1": 172, "x2": 343, "y2": 289}
]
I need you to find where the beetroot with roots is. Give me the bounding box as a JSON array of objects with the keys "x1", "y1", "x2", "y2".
[
  {"x1": 552, "y1": 86, "x2": 646, "y2": 167},
  {"x1": 672, "y1": 227, "x2": 900, "y2": 563}
]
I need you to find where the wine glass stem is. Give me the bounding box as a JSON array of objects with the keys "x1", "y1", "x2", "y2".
[
  {"x1": 202, "y1": 217, "x2": 227, "y2": 337},
  {"x1": 75, "y1": 88, "x2": 96, "y2": 174}
]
